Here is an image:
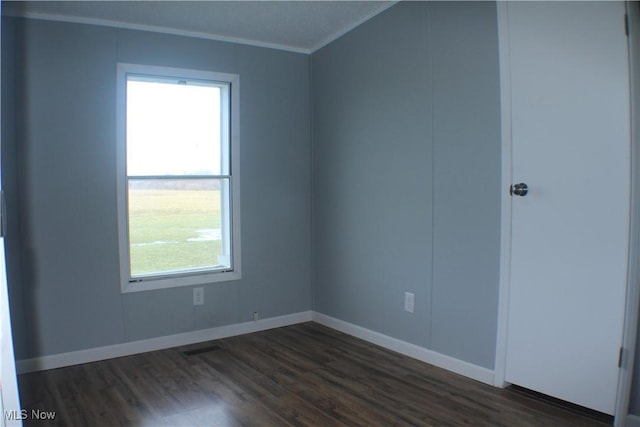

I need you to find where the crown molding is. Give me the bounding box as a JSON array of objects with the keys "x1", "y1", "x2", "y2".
[{"x1": 3, "y1": 11, "x2": 313, "y2": 54}]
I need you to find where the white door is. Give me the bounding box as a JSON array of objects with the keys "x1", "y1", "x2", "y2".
[{"x1": 503, "y1": 2, "x2": 630, "y2": 415}]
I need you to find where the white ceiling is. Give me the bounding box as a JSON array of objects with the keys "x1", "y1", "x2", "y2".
[{"x1": 2, "y1": 1, "x2": 396, "y2": 53}]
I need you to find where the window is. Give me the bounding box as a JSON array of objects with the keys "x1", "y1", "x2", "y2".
[{"x1": 117, "y1": 64, "x2": 240, "y2": 292}]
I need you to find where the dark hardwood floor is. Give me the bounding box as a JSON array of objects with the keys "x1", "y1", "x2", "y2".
[{"x1": 18, "y1": 322, "x2": 611, "y2": 426}]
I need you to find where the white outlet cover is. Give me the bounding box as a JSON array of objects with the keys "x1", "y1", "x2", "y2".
[
  {"x1": 404, "y1": 292, "x2": 415, "y2": 313},
  {"x1": 193, "y1": 288, "x2": 204, "y2": 305}
]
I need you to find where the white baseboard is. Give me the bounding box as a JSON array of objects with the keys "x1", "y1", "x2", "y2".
[
  {"x1": 312, "y1": 312, "x2": 495, "y2": 385},
  {"x1": 626, "y1": 414, "x2": 640, "y2": 427},
  {"x1": 16, "y1": 311, "x2": 313, "y2": 374},
  {"x1": 17, "y1": 310, "x2": 495, "y2": 388}
]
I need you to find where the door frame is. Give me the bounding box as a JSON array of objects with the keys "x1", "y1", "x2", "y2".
[
  {"x1": 0, "y1": 12, "x2": 23, "y2": 426},
  {"x1": 493, "y1": 0, "x2": 512, "y2": 391},
  {"x1": 613, "y1": 2, "x2": 640, "y2": 425},
  {"x1": 493, "y1": 2, "x2": 640, "y2": 424}
]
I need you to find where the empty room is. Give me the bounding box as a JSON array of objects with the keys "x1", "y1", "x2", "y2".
[{"x1": 1, "y1": 1, "x2": 640, "y2": 426}]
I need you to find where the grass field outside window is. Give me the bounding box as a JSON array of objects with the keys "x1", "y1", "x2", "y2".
[{"x1": 128, "y1": 181, "x2": 223, "y2": 276}]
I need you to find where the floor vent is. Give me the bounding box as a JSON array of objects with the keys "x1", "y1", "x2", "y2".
[{"x1": 181, "y1": 345, "x2": 222, "y2": 356}]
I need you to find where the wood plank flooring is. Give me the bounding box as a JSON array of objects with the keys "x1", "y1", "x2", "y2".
[{"x1": 18, "y1": 322, "x2": 611, "y2": 426}]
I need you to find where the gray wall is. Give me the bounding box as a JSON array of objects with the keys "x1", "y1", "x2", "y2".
[
  {"x1": 2, "y1": 17, "x2": 312, "y2": 359},
  {"x1": 312, "y1": 1, "x2": 501, "y2": 369}
]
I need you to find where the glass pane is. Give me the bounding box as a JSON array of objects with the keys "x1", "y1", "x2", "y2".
[
  {"x1": 126, "y1": 78, "x2": 226, "y2": 176},
  {"x1": 128, "y1": 178, "x2": 231, "y2": 277}
]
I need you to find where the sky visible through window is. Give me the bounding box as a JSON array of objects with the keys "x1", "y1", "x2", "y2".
[{"x1": 126, "y1": 79, "x2": 221, "y2": 176}]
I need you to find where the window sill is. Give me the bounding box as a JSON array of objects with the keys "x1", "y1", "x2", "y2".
[{"x1": 121, "y1": 270, "x2": 241, "y2": 293}]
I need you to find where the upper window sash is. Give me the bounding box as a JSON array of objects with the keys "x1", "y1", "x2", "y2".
[{"x1": 125, "y1": 74, "x2": 230, "y2": 177}]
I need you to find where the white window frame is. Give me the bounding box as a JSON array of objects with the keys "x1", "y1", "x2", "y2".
[{"x1": 116, "y1": 63, "x2": 241, "y2": 293}]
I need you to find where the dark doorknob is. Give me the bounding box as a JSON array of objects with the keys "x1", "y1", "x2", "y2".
[{"x1": 510, "y1": 183, "x2": 528, "y2": 197}]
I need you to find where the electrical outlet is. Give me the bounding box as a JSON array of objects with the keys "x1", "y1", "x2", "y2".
[
  {"x1": 193, "y1": 287, "x2": 204, "y2": 306},
  {"x1": 253, "y1": 311, "x2": 260, "y2": 321},
  {"x1": 404, "y1": 292, "x2": 415, "y2": 313}
]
